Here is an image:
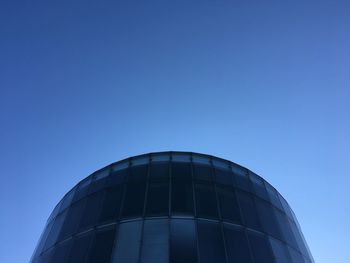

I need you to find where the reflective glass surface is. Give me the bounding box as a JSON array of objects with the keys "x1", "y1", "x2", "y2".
[{"x1": 31, "y1": 152, "x2": 314, "y2": 263}]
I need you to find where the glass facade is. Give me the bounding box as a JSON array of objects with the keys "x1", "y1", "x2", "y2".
[{"x1": 30, "y1": 152, "x2": 314, "y2": 263}]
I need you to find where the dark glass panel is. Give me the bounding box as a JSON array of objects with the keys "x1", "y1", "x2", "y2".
[
  {"x1": 223, "y1": 224, "x2": 253, "y2": 263},
  {"x1": 59, "y1": 188, "x2": 76, "y2": 212},
  {"x1": 79, "y1": 191, "x2": 105, "y2": 231},
  {"x1": 129, "y1": 165, "x2": 148, "y2": 183},
  {"x1": 214, "y1": 168, "x2": 234, "y2": 186},
  {"x1": 236, "y1": 190, "x2": 261, "y2": 231},
  {"x1": 99, "y1": 186, "x2": 123, "y2": 223},
  {"x1": 88, "y1": 226, "x2": 116, "y2": 263},
  {"x1": 44, "y1": 210, "x2": 68, "y2": 250},
  {"x1": 274, "y1": 209, "x2": 298, "y2": 249},
  {"x1": 269, "y1": 237, "x2": 292, "y2": 263},
  {"x1": 50, "y1": 239, "x2": 73, "y2": 263},
  {"x1": 32, "y1": 221, "x2": 53, "y2": 258},
  {"x1": 289, "y1": 220, "x2": 309, "y2": 257},
  {"x1": 145, "y1": 181, "x2": 169, "y2": 216},
  {"x1": 37, "y1": 249, "x2": 53, "y2": 263},
  {"x1": 247, "y1": 231, "x2": 275, "y2": 263},
  {"x1": 193, "y1": 164, "x2": 212, "y2": 182},
  {"x1": 195, "y1": 182, "x2": 218, "y2": 218},
  {"x1": 217, "y1": 186, "x2": 241, "y2": 223},
  {"x1": 197, "y1": 220, "x2": 226, "y2": 263},
  {"x1": 140, "y1": 219, "x2": 169, "y2": 263},
  {"x1": 233, "y1": 170, "x2": 251, "y2": 192},
  {"x1": 172, "y1": 153, "x2": 191, "y2": 162},
  {"x1": 170, "y1": 219, "x2": 197, "y2": 263},
  {"x1": 255, "y1": 198, "x2": 283, "y2": 239},
  {"x1": 59, "y1": 198, "x2": 87, "y2": 241},
  {"x1": 121, "y1": 182, "x2": 146, "y2": 218},
  {"x1": 249, "y1": 173, "x2": 269, "y2": 201},
  {"x1": 171, "y1": 180, "x2": 194, "y2": 214},
  {"x1": 288, "y1": 247, "x2": 306, "y2": 263},
  {"x1": 150, "y1": 163, "x2": 169, "y2": 181},
  {"x1": 67, "y1": 232, "x2": 93, "y2": 263},
  {"x1": 112, "y1": 221, "x2": 142, "y2": 263},
  {"x1": 89, "y1": 177, "x2": 107, "y2": 194},
  {"x1": 73, "y1": 177, "x2": 92, "y2": 202},
  {"x1": 107, "y1": 168, "x2": 127, "y2": 187},
  {"x1": 266, "y1": 183, "x2": 283, "y2": 210},
  {"x1": 171, "y1": 162, "x2": 191, "y2": 181}
]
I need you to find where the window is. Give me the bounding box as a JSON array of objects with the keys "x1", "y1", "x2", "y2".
[
  {"x1": 223, "y1": 224, "x2": 253, "y2": 263},
  {"x1": 171, "y1": 162, "x2": 192, "y2": 181},
  {"x1": 59, "y1": 188, "x2": 76, "y2": 213},
  {"x1": 249, "y1": 173, "x2": 269, "y2": 201},
  {"x1": 107, "y1": 168, "x2": 127, "y2": 187},
  {"x1": 171, "y1": 180, "x2": 194, "y2": 214},
  {"x1": 50, "y1": 239, "x2": 73, "y2": 263},
  {"x1": 216, "y1": 186, "x2": 241, "y2": 223},
  {"x1": 265, "y1": 183, "x2": 283, "y2": 210},
  {"x1": 150, "y1": 163, "x2": 169, "y2": 181},
  {"x1": 121, "y1": 182, "x2": 146, "y2": 218},
  {"x1": 269, "y1": 237, "x2": 292, "y2": 263},
  {"x1": 247, "y1": 231, "x2": 275, "y2": 263},
  {"x1": 112, "y1": 221, "x2": 142, "y2": 263},
  {"x1": 236, "y1": 190, "x2": 261, "y2": 231},
  {"x1": 214, "y1": 168, "x2": 233, "y2": 186},
  {"x1": 193, "y1": 164, "x2": 212, "y2": 182},
  {"x1": 255, "y1": 198, "x2": 283, "y2": 239},
  {"x1": 170, "y1": 219, "x2": 197, "y2": 263},
  {"x1": 233, "y1": 170, "x2": 251, "y2": 192},
  {"x1": 197, "y1": 220, "x2": 226, "y2": 263},
  {"x1": 67, "y1": 232, "x2": 93, "y2": 263},
  {"x1": 145, "y1": 181, "x2": 169, "y2": 216},
  {"x1": 140, "y1": 219, "x2": 169, "y2": 263},
  {"x1": 79, "y1": 191, "x2": 105, "y2": 231},
  {"x1": 99, "y1": 186, "x2": 123, "y2": 223},
  {"x1": 274, "y1": 209, "x2": 298, "y2": 249},
  {"x1": 129, "y1": 165, "x2": 148, "y2": 183},
  {"x1": 32, "y1": 221, "x2": 53, "y2": 258},
  {"x1": 88, "y1": 226, "x2": 117, "y2": 263},
  {"x1": 195, "y1": 182, "x2": 218, "y2": 218},
  {"x1": 59, "y1": 199, "x2": 87, "y2": 241},
  {"x1": 288, "y1": 247, "x2": 305, "y2": 263},
  {"x1": 44, "y1": 210, "x2": 68, "y2": 250},
  {"x1": 73, "y1": 177, "x2": 92, "y2": 202}
]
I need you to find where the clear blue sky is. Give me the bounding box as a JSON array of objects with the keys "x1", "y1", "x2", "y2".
[{"x1": 0, "y1": 1, "x2": 349, "y2": 262}]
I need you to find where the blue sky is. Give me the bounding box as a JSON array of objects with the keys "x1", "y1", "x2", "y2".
[{"x1": 0, "y1": 0, "x2": 349, "y2": 262}]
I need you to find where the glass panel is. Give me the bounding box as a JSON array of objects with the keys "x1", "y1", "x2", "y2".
[
  {"x1": 171, "y1": 162, "x2": 192, "y2": 181},
  {"x1": 214, "y1": 168, "x2": 234, "y2": 186},
  {"x1": 112, "y1": 221, "x2": 142, "y2": 263},
  {"x1": 265, "y1": 183, "x2": 283, "y2": 210},
  {"x1": 44, "y1": 210, "x2": 68, "y2": 250},
  {"x1": 289, "y1": 220, "x2": 308, "y2": 257},
  {"x1": 193, "y1": 164, "x2": 212, "y2": 182},
  {"x1": 172, "y1": 153, "x2": 191, "y2": 162},
  {"x1": 236, "y1": 190, "x2": 261, "y2": 231},
  {"x1": 73, "y1": 177, "x2": 92, "y2": 202},
  {"x1": 50, "y1": 239, "x2": 73, "y2": 263},
  {"x1": 67, "y1": 232, "x2": 93, "y2": 263},
  {"x1": 151, "y1": 153, "x2": 170, "y2": 162},
  {"x1": 288, "y1": 247, "x2": 305, "y2": 263},
  {"x1": 192, "y1": 155, "x2": 211, "y2": 165},
  {"x1": 195, "y1": 182, "x2": 218, "y2": 218},
  {"x1": 278, "y1": 194, "x2": 293, "y2": 220},
  {"x1": 99, "y1": 186, "x2": 123, "y2": 223},
  {"x1": 247, "y1": 231, "x2": 275, "y2": 263},
  {"x1": 255, "y1": 198, "x2": 283, "y2": 240},
  {"x1": 131, "y1": 156, "x2": 149, "y2": 166},
  {"x1": 129, "y1": 165, "x2": 148, "y2": 183},
  {"x1": 223, "y1": 224, "x2": 253, "y2": 263},
  {"x1": 37, "y1": 249, "x2": 53, "y2": 263},
  {"x1": 212, "y1": 159, "x2": 231, "y2": 171},
  {"x1": 59, "y1": 188, "x2": 76, "y2": 212},
  {"x1": 233, "y1": 168, "x2": 251, "y2": 192},
  {"x1": 269, "y1": 237, "x2": 292, "y2": 263},
  {"x1": 121, "y1": 182, "x2": 146, "y2": 218},
  {"x1": 170, "y1": 219, "x2": 197, "y2": 263},
  {"x1": 249, "y1": 173, "x2": 269, "y2": 201},
  {"x1": 48, "y1": 201, "x2": 62, "y2": 223},
  {"x1": 150, "y1": 163, "x2": 169, "y2": 181},
  {"x1": 111, "y1": 161, "x2": 129, "y2": 172},
  {"x1": 59, "y1": 199, "x2": 87, "y2": 241},
  {"x1": 145, "y1": 181, "x2": 169, "y2": 216},
  {"x1": 79, "y1": 191, "x2": 105, "y2": 231},
  {"x1": 94, "y1": 167, "x2": 110, "y2": 180},
  {"x1": 216, "y1": 186, "x2": 241, "y2": 223},
  {"x1": 88, "y1": 226, "x2": 117, "y2": 263},
  {"x1": 274, "y1": 209, "x2": 298, "y2": 249},
  {"x1": 33, "y1": 221, "x2": 53, "y2": 258},
  {"x1": 171, "y1": 180, "x2": 194, "y2": 215},
  {"x1": 140, "y1": 219, "x2": 169, "y2": 263},
  {"x1": 197, "y1": 220, "x2": 226, "y2": 263},
  {"x1": 108, "y1": 168, "x2": 127, "y2": 187}
]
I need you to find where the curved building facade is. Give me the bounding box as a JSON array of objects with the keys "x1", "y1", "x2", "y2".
[{"x1": 30, "y1": 152, "x2": 314, "y2": 263}]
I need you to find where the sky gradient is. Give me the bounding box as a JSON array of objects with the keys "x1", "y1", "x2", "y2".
[{"x1": 1, "y1": 1, "x2": 349, "y2": 262}]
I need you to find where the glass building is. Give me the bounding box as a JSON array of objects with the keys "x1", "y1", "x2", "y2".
[{"x1": 30, "y1": 152, "x2": 314, "y2": 263}]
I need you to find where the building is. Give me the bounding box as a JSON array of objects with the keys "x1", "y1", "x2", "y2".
[{"x1": 30, "y1": 151, "x2": 314, "y2": 263}]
